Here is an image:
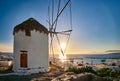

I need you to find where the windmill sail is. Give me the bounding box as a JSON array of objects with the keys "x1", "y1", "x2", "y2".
[{"x1": 48, "y1": 0, "x2": 72, "y2": 62}]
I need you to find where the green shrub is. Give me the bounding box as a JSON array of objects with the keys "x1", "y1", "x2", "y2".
[
  {"x1": 67, "y1": 66, "x2": 96, "y2": 74},
  {"x1": 97, "y1": 68, "x2": 112, "y2": 77},
  {"x1": 67, "y1": 67, "x2": 120, "y2": 79},
  {"x1": 110, "y1": 70, "x2": 120, "y2": 78}
]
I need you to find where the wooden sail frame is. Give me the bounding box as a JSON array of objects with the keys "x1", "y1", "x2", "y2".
[{"x1": 48, "y1": 0, "x2": 72, "y2": 62}]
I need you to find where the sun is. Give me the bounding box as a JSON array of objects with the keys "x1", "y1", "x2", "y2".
[
  {"x1": 61, "y1": 42, "x2": 66, "y2": 50},
  {"x1": 59, "y1": 42, "x2": 67, "y2": 62}
]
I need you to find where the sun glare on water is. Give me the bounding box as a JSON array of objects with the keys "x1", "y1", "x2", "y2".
[
  {"x1": 59, "y1": 54, "x2": 66, "y2": 60},
  {"x1": 59, "y1": 53, "x2": 67, "y2": 62}
]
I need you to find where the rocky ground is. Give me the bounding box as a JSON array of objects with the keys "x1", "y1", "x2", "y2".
[
  {"x1": 52, "y1": 72, "x2": 112, "y2": 81},
  {"x1": 30, "y1": 64, "x2": 114, "y2": 81},
  {"x1": 31, "y1": 64, "x2": 65, "y2": 81},
  {"x1": 0, "y1": 64, "x2": 115, "y2": 81}
]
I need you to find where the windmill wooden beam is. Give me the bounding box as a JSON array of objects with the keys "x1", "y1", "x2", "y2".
[
  {"x1": 49, "y1": 29, "x2": 72, "y2": 35},
  {"x1": 49, "y1": 0, "x2": 71, "y2": 32}
]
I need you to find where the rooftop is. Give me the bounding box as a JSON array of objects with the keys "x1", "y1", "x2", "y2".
[{"x1": 13, "y1": 18, "x2": 48, "y2": 36}]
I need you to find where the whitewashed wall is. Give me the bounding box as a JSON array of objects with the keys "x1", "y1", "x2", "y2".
[{"x1": 13, "y1": 30, "x2": 49, "y2": 74}]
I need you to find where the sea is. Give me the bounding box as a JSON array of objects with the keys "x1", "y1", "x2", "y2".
[
  {"x1": 1, "y1": 53, "x2": 120, "y2": 65},
  {"x1": 53, "y1": 54, "x2": 120, "y2": 65}
]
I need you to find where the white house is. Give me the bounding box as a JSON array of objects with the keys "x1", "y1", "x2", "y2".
[{"x1": 13, "y1": 18, "x2": 49, "y2": 74}]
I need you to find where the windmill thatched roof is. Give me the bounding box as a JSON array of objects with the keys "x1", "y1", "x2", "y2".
[{"x1": 13, "y1": 18, "x2": 48, "y2": 36}]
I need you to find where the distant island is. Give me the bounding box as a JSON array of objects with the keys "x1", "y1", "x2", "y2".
[
  {"x1": 109, "y1": 52, "x2": 120, "y2": 54},
  {"x1": 0, "y1": 52, "x2": 13, "y2": 54}
]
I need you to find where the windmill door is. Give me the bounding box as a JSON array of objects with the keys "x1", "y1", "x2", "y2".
[{"x1": 20, "y1": 53, "x2": 27, "y2": 67}]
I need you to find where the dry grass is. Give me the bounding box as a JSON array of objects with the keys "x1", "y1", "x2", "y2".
[{"x1": 31, "y1": 64, "x2": 65, "y2": 81}]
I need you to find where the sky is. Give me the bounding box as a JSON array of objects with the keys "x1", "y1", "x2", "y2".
[{"x1": 0, "y1": 0, "x2": 120, "y2": 54}]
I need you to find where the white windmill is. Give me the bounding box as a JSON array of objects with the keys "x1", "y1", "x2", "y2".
[
  {"x1": 48, "y1": 0, "x2": 72, "y2": 63},
  {"x1": 13, "y1": 0, "x2": 72, "y2": 75}
]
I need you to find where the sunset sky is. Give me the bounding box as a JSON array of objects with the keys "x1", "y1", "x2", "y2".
[{"x1": 0, "y1": 0, "x2": 120, "y2": 54}]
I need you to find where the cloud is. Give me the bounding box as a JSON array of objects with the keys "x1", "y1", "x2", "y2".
[{"x1": 105, "y1": 50, "x2": 120, "y2": 53}]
